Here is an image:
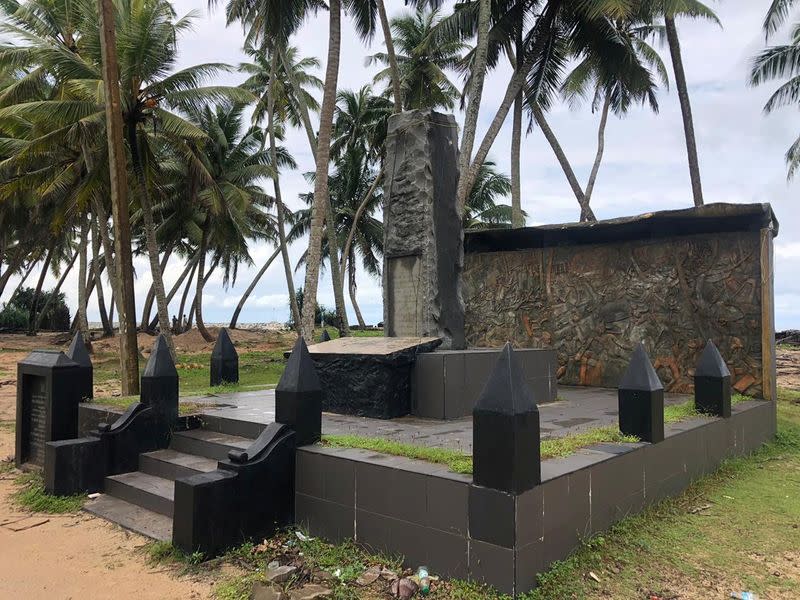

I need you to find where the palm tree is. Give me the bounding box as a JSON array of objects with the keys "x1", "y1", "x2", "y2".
[
  {"x1": 369, "y1": 7, "x2": 466, "y2": 110},
  {"x1": 534, "y1": 8, "x2": 667, "y2": 221},
  {"x1": 751, "y1": 1, "x2": 800, "y2": 178},
  {"x1": 658, "y1": 0, "x2": 720, "y2": 208},
  {"x1": 463, "y1": 161, "x2": 521, "y2": 230}
]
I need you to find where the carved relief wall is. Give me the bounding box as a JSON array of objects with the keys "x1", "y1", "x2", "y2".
[{"x1": 463, "y1": 231, "x2": 764, "y2": 395}]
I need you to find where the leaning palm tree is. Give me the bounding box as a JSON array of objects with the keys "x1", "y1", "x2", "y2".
[
  {"x1": 751, "y1": 1, "x2": 800, "y2": 178},
  {"x1": 369, "y1": 7, "x2": 466, "y2": 110}
]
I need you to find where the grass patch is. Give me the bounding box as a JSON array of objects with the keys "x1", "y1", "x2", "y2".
[
  {"x1": 145, "y1": 540, "x2": 204, "y2": 567},
  {"x1": 0, "y1": 419, "x2": 15, "y2": 432},
  {"x1": 87, "y1": 396, "x2": 214, "y2": 416},
  {"x1": 0, "y1": 458, "x2": 14, "y2": 474},
  {"x1": 317, "y1": 326, "x2": 383, "y2": 339},
  {"x1": 11, "y1": 471, "x2": 84, "y2": 513},
  {"x1": 323, "y1": 427, "x2": 640, "y2": 475}
]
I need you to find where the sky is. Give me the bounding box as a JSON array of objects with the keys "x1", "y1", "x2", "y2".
[{"x1": 6, "y1": 1, "x2": 800, "y2": 330}]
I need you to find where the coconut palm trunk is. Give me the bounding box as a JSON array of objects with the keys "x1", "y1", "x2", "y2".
[
  {"x1": 377, "y1": 0, "x2": 403, "y2": 112},
  {"x1": 267, "y1": 50, "x2": 301, "y2": 333},
  {"x1": 347, "y1": 258, "x2": 366, "y2": 329},
  {"x1": 302, "y1": 0, "x2": 341, "y2": 342},
  {"x1": 0, "y1": 246, "x2": 28, "y2": 299},
  {"x1": 340, "y1": 167, "x2": 384, "y2": 279},
  {"x1": 194, "y1": 219, "x2": 214, "y2": 342},
  {"x1": 126, "y1": 121, "x2": 175, "y2": 357},
  {"x1": 511, "y1": 91, "x2": 523, "y2": 227},
  {"x1": 7, "y1": 259, "x2": 37, "y2": 306},
  {"x1": 90, "y1": 215, "x2": 113, "y2": 336},
  {"x1": 455, "y1": 0, "x2": 492, "y2": 207},
  {"x1": 27, "y1": 246, "x2": 53, "y2": 335},
  {"x1": 177, "y1": 260, "x2": 197, "y2": 332},
  {"x1": 584, "y1": 95, "x2": 611, "y2": 204},
  {"x1": 230, "y1": 245, "x2": 281, "y2": 329},
  {"x1": 533, "y1": 105, "x2": 596, "y2": 222},
  {"x1": 148, "y1": 252, "x2": 199, "y2": 331},
  {"x1": 36, "y1": 251, "x2": 78, "y2": 331},
  {"x1": 77, "y1": 216, "x2": 89, "y2": 339},
  {"x1": 665, "y1": 15, "x2": 703, "y2": 207},
  {"x1": 140, "y1": 244, "x2": 173, "y2": 330},
  {"x1": 187, "y1": 256, "x2": 218, "y2": 331}
]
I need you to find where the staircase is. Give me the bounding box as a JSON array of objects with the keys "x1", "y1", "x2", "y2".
[{"x1": 85, "y1": 417, "x2": 263, "y2": 541}]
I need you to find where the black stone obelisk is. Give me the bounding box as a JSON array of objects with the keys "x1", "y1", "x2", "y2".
[
  {"x1": 618, "y1": 343, "x2": 664, "y2": 443},
  {"x1": 66, "y1": 332, "x2": 93, "y2": 402},
  {"x1": 694, "y1": 340, "x2": 732, "y2": 418},
  {"x1": 210, "y1": 328, "x2": 239, "y2": 386},
  {"x1": 472, "y1": 342, "x2": 541, "y2": 494},
  {"x1": 140, "y1": 335, "x2": 179, "y2": 442},
  {"x1": 275, "y1": 337, "x2": 322, "y2": 446},
  {"x1": 319, "y1": 329, "x2": 331, "y2": 343}
]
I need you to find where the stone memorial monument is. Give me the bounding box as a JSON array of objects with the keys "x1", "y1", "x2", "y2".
[
  {"x1": 16, "y1": 350, "x2": 82, "y2": 468},
  {"x1": 382, "y1": 109, "x2": 465, "y2": 349},
  {"x1": 210, "y1": 327, "x2": 239, "y2": 386}
]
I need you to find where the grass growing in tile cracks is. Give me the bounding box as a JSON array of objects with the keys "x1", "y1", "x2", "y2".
[
  {"x1": 663, "y1": 392, "x2": 752, "y2": 424},
  {"x1": 322, "y1": 427, "x2": 640, "y2": 476},
  {"x1": 11, "y1": 471, "x2": 84, "y2": 513}
]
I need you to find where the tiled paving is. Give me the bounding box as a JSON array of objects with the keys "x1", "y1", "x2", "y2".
[{"x1": 186, "y1": 386, "x2": 691, "y2": 454}]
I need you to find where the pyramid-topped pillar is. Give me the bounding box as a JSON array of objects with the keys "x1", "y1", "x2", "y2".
[
  {"x1": 472, "y1": 342, "x2": 541, "y2": 493},
  {"x1": 141, "y1": 335, "x2": 179, "y2": 427},
  {"x1": 210, "y1": 328, "x2": 238, "y2": 386},
  {"x1": 66, "y1": 332, "x2": 93, "y2": 402},
  {"x1": 276, "y1": 337, "x2": 322, "y2": 446},
  {"x1": 694, "y1": 340, "x2": 732, "y2": 418},
  {"x1": 618, "y1": 343, "x2": 664, "y2": 443}
]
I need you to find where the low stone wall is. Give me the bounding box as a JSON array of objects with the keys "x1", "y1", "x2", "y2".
[
  {"x1": 294, "y1": 400, "x2": 775, "y2": 596},
  {"x1": 463, "y1": 203, "x2": 778, "y2": 399}
]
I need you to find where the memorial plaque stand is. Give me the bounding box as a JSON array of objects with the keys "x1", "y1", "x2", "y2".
[{"x1": 16, "y1": 350, "x2": 82, "y2": 468}]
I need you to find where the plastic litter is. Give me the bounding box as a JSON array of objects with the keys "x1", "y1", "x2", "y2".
[
  {"x1": 416, "y1": 566, "x2": 430, "y2": 595},
  {"x1": 731, "y1": 593, "x2": 759, "y2": 600}
]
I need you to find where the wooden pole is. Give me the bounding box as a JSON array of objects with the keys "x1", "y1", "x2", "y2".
[{"x1": 98, "y1": 0, "x2": 139, "y2": 394}]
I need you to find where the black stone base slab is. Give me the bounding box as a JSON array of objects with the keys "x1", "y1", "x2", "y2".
[
  {"x1": 300, "y1": 337, "x2": 442, "y2": 419},
  {"x1": 295, "y1": 399, "x2": 776, "y2": 597},
  {"x1": 412, "y1": 348, "x2": 558, "y2": 419}
]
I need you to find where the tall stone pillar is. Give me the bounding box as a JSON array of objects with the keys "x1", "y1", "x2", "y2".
[{"x1": 382, "y1": 109, "x2": 465, "y2": 349}]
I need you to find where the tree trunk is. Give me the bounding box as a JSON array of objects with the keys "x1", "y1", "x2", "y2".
[
  {"x1": 177, "y1": 260, "x2": 197, "y2": 332},
  {"x1": 665, "y1": 15, "x2": 703, "y2": 207},
  {"x1": 140, "y1": 244, "x2": 173, "y2": 331},
  {"x1": 27, "y1": 247, "x2": 53, "y2": 335},
  {"x1": 90, "y1": 215, "x2": 112, "y2": 336},
  {"x1": 0, "y1": 245, "x2": 28, "y2": 299},
  {"x1": 347, "y1": 258, "x2": 366, "y2": 329},
  {"x1": 108, "y1": 291, "x2": 114, "y2": 327},
  {"x1": 148, "y1": 252, "x2": 199, "y2": 331},
  {"x1": 340, "y1": 168, "x2": 384, "y2": 277},
  {"x1": 98, "y1": 0, "x2": 139, "y2": 394},
  {"x1": 455, "y1": 0, "x2": 492, "y2": 208},
  {"x1": 77, "y1": 216, "x2": 89, "y2": 339},
  {"x1": 71, "y1": 267, "x2": 96, "y2": 332},
  {"x1": 126, "y1": 120, "x2": 175, "y2": 358},
  {"x1": 511, "y1": 91, "x2": 524, "y2": 227},
  {"x1": 230, "y1": 245, "x2": 281, "y2": 329},
  {"x1": 268, "y1": 49, "x2": 301, "y2": 333},
  {"x1": 533, "y1": 105, "x2": 597, "y2": 222},
  {"x1": 187, "y1": 257, "x2": 218, "y2": 332},
  {"x1": 194, "y1": 220, "x2": 214, "y2": 343},
  {"x1": 458, "y1": 0, "x2": 563, "y2": 214},
  {"x1": 6, "y1": 259, "x2": 37, "y2": 306},
  {"x1": 377, "y1": 0, "x2": 402, "y2": 112},
  {"x1": 302, "y1": 0, "x2": 341, "y2": 342},
  {"x1": 324, "y1": 196, "x2": 350, "y2": 336},
  {"x1": 584, "y1": 94, "x2": 611, "y2": 205},
  {"x1": 36, "y1": 251, "x2": 78, "y2": 331}
]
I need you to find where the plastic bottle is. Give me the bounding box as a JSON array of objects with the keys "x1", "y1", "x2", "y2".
[{"x1": 417, "y1": 566, "x2": 430, "y2": 595}]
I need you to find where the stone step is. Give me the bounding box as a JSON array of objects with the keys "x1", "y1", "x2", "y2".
[
  {"x1": 104, "y1": 471, "x2": 174, "y2": 517},
  {"x1": 139, "y1": 449, "x2": 219, "y2": 481},
  {"x1": 84, "y1": 493, "x2": 172, "y2": 541},
  {"x1": 170, "y1": 428, "x2": 252, "y2": 461},
  {"x1": 199, "y1": 413, "x2": 266, "y2": 440}
]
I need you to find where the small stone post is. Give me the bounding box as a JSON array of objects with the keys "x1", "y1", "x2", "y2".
[
  {"x1": 472, "y1": 342, "x2": 541, "y2": 493},
  {"x1": 319, "y1": 329, "x2": 331, "y2": 343},
  {"x1": 66, "y1": 332, "x2": 93, "y2": 402},
  {"x1": 210, "y1": 328, "x2": 239, "y2": 386},
  {"x1": 618, "y1": 343, "x2": 664, "y2": 443},
  {"x1": 694, "y1": 340, "x2": 731, "y2": 418},
  {"x1": 275, "y1": 337, "x2": 323, "y2": 446},
  {"x1": 382, "y1": 109, "x2": 465, "y2": 349},
  {"x1": 140, "y1": 335, "x2": 179, "y2": 441},
  {"x1": 16, "y1": 350, "x2": 82, "y2": 467}
]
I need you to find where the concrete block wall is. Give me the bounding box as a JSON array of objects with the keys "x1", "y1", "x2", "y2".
[{"x1": 295, "y1": 400, "x2": 776, "y2": 596}]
